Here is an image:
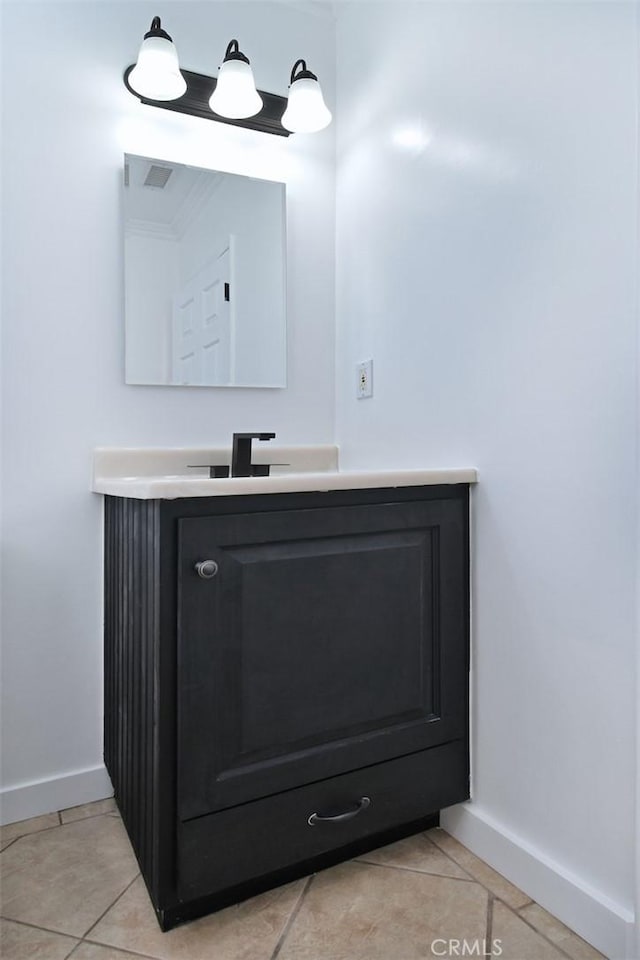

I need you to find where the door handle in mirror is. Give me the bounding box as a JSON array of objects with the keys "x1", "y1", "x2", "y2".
[{"x1": 195, "y1": 560, "x2": 219, "y2": 580}]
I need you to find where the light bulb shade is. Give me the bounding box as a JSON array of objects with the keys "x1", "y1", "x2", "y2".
[
  {"x1": 209, "y1": 55, "x2": 263, "y2": 120},
  {"x1": 282, "y1": 69, "x2": 331, "y2": 134},
  {"x1": 128, "y1": 28, "x2": 186, "y2": 101}
]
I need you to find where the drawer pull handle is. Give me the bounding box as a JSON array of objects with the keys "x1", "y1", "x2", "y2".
[
  {"x1": 307, "y1": 796, "x2": 370, "y2": 827},
  {"x1": 195, "y1": 560, "x2": 219, "y2": 580}
]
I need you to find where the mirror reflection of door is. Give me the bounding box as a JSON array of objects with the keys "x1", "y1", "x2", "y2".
[
  {"x1": 172, "y1": 243, "x2": 235, "y2": 386},
  {"x1": 123, "y1": 155, "x2": 286, "y2": 388}
]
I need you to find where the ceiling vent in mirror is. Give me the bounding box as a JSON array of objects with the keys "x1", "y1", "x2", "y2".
[
  {"x1": 144, "y1": 164, "x2": 174, "y2": 189},
  {"x1": 123, "y1": 16, "x2": 331, "y2": 137}
]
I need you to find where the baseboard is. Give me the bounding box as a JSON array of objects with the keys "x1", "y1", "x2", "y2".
[
  {"x1": 0, "y1": 764, "x2": 113, "y2": 825},
  {"x1": 442, "y1": 803, "x2": 636, "y2": 960}
]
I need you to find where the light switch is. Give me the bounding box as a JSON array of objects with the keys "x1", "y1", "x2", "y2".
[{"x1": 356, "y1": 359, "x2": 373, "y2": 399}]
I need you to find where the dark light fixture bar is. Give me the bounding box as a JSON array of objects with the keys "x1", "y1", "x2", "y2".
[{"x1": 123, "y1": 65, "x2": 291, "y2": 138}]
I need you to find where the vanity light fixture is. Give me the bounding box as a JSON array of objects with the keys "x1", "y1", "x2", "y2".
[
  {"x1": 123, "y1": 17, "x2": 332, "y2": 137},
  {"x1": 127, "y1": 17, "x2": 187, "y2": 102},
  {"x1": 209, "y1": 40, "x2": 263, "y2": 120},
  {"x1": 281, "y1": 59, "x2": 332, "y2": 134}
]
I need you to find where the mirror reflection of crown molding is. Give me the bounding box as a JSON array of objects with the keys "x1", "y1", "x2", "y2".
[
  {"x1": 124, "y1": 65, "x2": 291, "y2": 138},
  {"x1": 171, "y1": 174, "x2": 224, "y2": 240},
  {"x1": 125, "y1": 218, "x2": 176, "y2": 241}
]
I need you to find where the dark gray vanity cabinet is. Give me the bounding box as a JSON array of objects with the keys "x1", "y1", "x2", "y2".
[{"x1": 104, "y1": 485, "x2": 470, "y2": 930}]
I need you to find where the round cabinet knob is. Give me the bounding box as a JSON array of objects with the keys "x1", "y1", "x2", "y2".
[{"x1": 195, "y1": 560, "x2": 219, "y2": 580}]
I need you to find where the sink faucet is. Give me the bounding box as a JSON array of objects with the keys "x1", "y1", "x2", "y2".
[{"x1": 232, "y1": 432, "x2": 276, "y2": 477}]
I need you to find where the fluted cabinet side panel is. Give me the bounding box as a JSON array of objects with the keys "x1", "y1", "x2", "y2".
[{"x1": 104, "y1": 497, "x2": 160, "y2": 891}]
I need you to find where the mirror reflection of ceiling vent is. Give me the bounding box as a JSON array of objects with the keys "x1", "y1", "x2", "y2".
[{"x1": 144, "y1": 165, "x2": 173, "y2": 189}]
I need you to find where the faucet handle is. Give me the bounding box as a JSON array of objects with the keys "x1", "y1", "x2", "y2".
[{"x1": 232, "y1": 432, "x2": 276, "y2": 442}]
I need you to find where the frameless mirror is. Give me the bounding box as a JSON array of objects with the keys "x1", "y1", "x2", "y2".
[{"x1": 124, "y1": 154, "x2": 286, "y2": 387}]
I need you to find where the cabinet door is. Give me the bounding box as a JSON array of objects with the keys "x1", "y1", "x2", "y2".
[{"x1": 177, "y1": 498, "x2": 467, "y2": 821}]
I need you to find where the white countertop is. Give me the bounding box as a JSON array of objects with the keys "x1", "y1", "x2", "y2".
[{"x1": 92, "y1": 446, "x2": 477, "y2": 499}]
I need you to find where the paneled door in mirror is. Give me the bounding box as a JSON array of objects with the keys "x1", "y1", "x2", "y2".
[{"x1": 124, "y1": 155, "x2": 286, "y2": 388}]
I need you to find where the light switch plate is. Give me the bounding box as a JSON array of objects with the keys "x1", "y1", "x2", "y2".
[{"x1": 356, "y1": 359, "x2": 373, "y2": 399}]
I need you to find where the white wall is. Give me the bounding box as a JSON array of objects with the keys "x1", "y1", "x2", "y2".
[
  {"x1": 335, "y1": 3, "x2": 638, "y2": 957},
  {"x1": 0, "y1": 0, "x2": 335, "y2": 820}
]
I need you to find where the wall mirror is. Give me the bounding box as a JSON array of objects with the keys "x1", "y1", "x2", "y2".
[{"x1": 124, "y1": 154, "x2": 286, "y2": 387}]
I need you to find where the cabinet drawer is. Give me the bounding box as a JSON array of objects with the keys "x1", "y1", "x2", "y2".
[{"x1": 177, "y1": 739, "x2": 468, "y2": 900}]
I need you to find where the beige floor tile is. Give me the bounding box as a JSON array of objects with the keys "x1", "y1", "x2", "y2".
[
  {"x1": 0, "y1": 815, "x2": 139, "y2": 938},
  {"x1": 493, "y1": 901, "x2": 567, "y2": 959},
  {"x1": 73, "y1": 943, "x2": 158, "y2": 960},
  {"x1": 278, "y1": 860, "x2": 488, "y2": 960},
  {"x1": 60, "y1": 798, "x2": 117, "y2": 824},
  {"x1": 519, "y1": 903, "x2": 605, "y2": 960},
  {"x1": 0, "y1": 813, "x2": 60, "y2": 851},
  {"x1": 89, "y1": 875, "x2": 306, "y2": 960},
  {"x1": 357, "y1": 831, "x2": 471, "y2": 880},
  {"x1": 427, "y1": 828, "x2": 531, "y2": 909},
  {"x1": 0, "y1": 918, "x2": 78, "y2": 959}
]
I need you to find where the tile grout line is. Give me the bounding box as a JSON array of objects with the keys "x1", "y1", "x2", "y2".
[
  {"x1": 0, "y1": 837, "x2": 22, "y2": 854},
  {"x1": 59, "y1": 810, "x2": 118, "y2": 826},
  {"x1": 0, "y1": 825, "x2": 60, "y2": 847},
  {"x1": 504, "y1": 900, "x2": 603, "y2": 960},
  {"x1": 3, "y1": 897, "x2": 154, "y2": 960},
  {"x1": 426, "y1": 830, "x2": 597, "y2": 953},
  {"x1": 427, "y1": 830, "x2": 534, "y2": 911},
  {"x1": 0, "y1": 914, "x2": 82, "y2": 940},
  {"x1": 76, "y1": 936, "x2": 162, "y2": 960},
  {"x1": 0, "y1": 811, "x2": 118, "y2": 853},
  {"x1": 485, "y1": 893, "x2": 494, "y2": 951},
  {"x1": 270, "y1": 874, "x2": 314, "y2": 960},
  {"x1": 354, "y1": 857, "x2": 479, "y2": 884},
  {"x1": 405, "y1": 842, "x2": 593, "y2": 960},
  {"x1": 424, "y1": 831, "x2": 480, "y2": 882},
  {"x1": 80, "y1": 872, "x2": 141, "y2": 940},
  {"x1": 0, "y1": 826, "x2": 59, "y2": 850}
]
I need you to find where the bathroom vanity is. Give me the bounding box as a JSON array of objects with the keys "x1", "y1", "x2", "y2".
[{"x1": 94, "y1": 446, "x2": 476, "y2": 930}]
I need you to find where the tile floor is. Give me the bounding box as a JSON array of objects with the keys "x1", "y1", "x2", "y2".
[{"x1": 0, "y1": 799, "x2": 605, "y2": 960}]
